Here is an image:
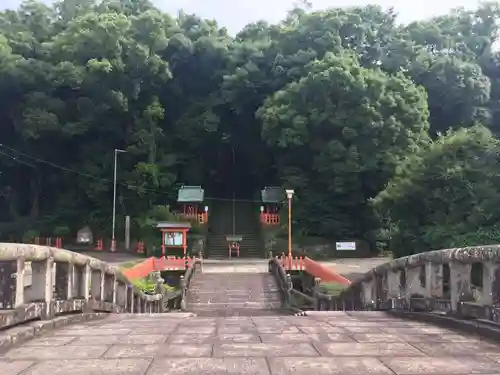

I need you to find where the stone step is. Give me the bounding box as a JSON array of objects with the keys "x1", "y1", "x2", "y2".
[
  {"x1": 188, "y1": 301, "x2": 281, "y2": 309},
  {"x1": 188, "y1": 296, "x2": 281, "y2": 302},
  {"x1": 193, "y1": 308, "x2": 288, "y2": 317}
]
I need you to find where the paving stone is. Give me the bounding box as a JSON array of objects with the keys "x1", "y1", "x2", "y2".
[
  {"x1": 268, "y1": 357, "x2": 394, "y2": 375},
  {"x1": 71, "y1": 334, "x2": 168, "y2": 345},
  {"x1": 156, "y1": 344, "x2": 213, "y2": 357},
  {"x1": 21, "y1": 359, "x2": 152, "y2": 375},
  {"x1": 23, "y1": 336, "x2": 77, "y2": 346},
  {"x1": 0, "y1": 360, "x2": 35, "y2": 375},
  {"x1": 168, "y1": 334, "x2": 215, "y2": 344},
  {"x1": 104, "y1": 345, "x2": 160, "y2": 358},
  {"x1": 53, "y1": 328, "x2": 131, "y2": 336},
  {"x1": 213, "y1": 342, "x2": 319, "y2": 357},
  {"x1": 217, "y1": 334, "x2": 261, "y2": 342},
  {"x1": 146, "y1": 357, "x2": 270, "y2": 375},
  {"x1": 256, "y1": 326, "x2": 301, "y2": 334},
  {"x1": 259, "y1": 333, "x2": 354, "y2": 343},
  {"x1": 411, "y1": 341, "x2": 500, "y2": 356},
  {"x1": 313, "y1": 342, "x2": 425, "y2": 357},
  {"x1": 342, "y1": 326, "x2": 385, "y2": 333},
  {"x1": 3, "y1": 310, "x2": 500, "y2": 374},
  {"x1": 297, "y1": 326, "x2": 345, "y2": 334},
  {"x1": 381, "y1": 356, "x2": 500, "y2": 374},
  {"x1": 3, "y1": 345, "x2": 109, "y2": 360}
]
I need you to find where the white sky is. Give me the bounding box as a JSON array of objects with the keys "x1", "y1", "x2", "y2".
[{"x1": 1, "y1": 0, "x2": 484, "y2": 34}]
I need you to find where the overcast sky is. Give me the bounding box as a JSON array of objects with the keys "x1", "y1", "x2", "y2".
[{"x1": 1, "y1": 0, "x2": 483, "y2": 34}]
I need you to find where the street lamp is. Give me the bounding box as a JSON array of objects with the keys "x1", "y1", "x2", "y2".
[
  {"x1": 285, "y1": 189, "x2": 294, "y2": 269},
  {"x1": 111, "y1": 148, "x2": 127, "y2": 251}
]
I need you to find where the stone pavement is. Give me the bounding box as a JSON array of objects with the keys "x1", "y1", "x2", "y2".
[{"x1": 3, "y1": 311, "x2": 500, "y2": 375}]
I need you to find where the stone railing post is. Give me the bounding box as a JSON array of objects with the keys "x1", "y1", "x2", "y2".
[
  {"x1": 126, "y1": 286, "x2": 134, "y2": 312},
  {"x1": 361, "y1": 279, "x2": 376, "y2": 307},
  {"x1": 54, "y1": 263, "x2": 71, "y2": 300},
  {"x1": 14, "y1": 258, "x2": 25, "y2": 307},
  {"x1": 116, "y1": 281, "x2": 128, "y2": 310},
  {"x1": 480, "y1": 262, "x2": 496, "y2": 305},
  {"x1": 180, "y1": 275, "x2": 186, "y2": 311},
  {"x1": 426, "y1": 262, "x2": 443, "y2": 299},
  {"x1": 450, "y1": 261, "x2": 472, "y2": 313},
  {"x1": 91, "y1": 270, "x2": 104, "y2": 301},
  {"x1": 80, "y1": 264, "x2": 91, "y2": 301},
  {"x1": 103, "y1": 274, "x2": 115, "y2": 303},
  {"x1": 386, "y1": 270, "x2": 401, "y2": 300},
  {"x1": 406, "y1": 266, "x2": 426, "y2": 299},
  {"x1": 29, "y1": 258, "x2": 54, "y2": 319}
]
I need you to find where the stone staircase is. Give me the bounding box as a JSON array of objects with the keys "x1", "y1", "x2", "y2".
[
  {"x1": 187, "y1": 271, "x2": 283, "y2": 316},
  {"x1": 207, "y1": 199, "x2": 264, "y2": 258}
]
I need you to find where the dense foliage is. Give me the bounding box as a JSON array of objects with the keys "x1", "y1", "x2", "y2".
[{"x1": 2, "y1": 0, "x2": 500, "y2": 255}]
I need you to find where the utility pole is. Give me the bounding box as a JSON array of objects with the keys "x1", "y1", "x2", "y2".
[{"x1": 111, "y1": 148, "x2": 126, "y2": 251}]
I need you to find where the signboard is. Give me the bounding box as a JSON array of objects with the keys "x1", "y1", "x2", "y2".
[
  {"x1": 336, "y1": 242, "x2": 356, "y2": 251},
  {"x1": 164, "y1": 232, "x2": 184, "y2": 246}
]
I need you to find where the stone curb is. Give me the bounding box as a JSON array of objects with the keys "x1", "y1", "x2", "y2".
[
  {"x1": 386, "y1": 310, "x2": 500, "y2": 342},
  {"x1": 294, "y1": 311, "x2": 307, "y2": 316},
  {"x1": 0, "y1": 312, "x2": 110, "y2": 354}
]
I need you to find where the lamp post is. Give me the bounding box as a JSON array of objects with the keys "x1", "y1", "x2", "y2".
[
  {"x1": 111, "y1": 148, "x2": 126, "y2": 251},
  {"x1": 231, "y1": 147, "x2": 236, "y2": 236},
  {"x1": 285, "y1": 189, "x2": 294, "y2": 269}
]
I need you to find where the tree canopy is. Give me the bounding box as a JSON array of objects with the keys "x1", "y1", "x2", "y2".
[{"x1": 1, "y1": 0, "x2": 500, "y2": 254}]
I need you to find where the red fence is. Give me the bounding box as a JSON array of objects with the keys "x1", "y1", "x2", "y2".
[
  {"x1": 122, "y1": 256, "x2": 194, "y2": 280},
  {"x1": 260, "y1": 213, "x2": 280, "y2": 225},
  {"x1": 275, "y1": 255, "x2": 351, "y2": 286}
]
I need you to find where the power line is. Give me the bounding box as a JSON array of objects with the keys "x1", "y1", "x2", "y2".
[
  {"x1": 0, "y1": 149, "x2": 37, "y2": 169},
  {"x1": 0, "y1": 143, "x2": 273, "y2": 203}
]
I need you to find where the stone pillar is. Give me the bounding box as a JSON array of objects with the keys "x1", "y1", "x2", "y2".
[
  {"x1": 91, "y1": 270, "x2": 104, "y2": 301},
  {"x1": 116, "y1": 282, "x2": 128, "y2": 309},
  {"x1": 54, "y1": 263, "x2": 70, "y2": 300},
  {"x1": 450, "y1": 262, "x2": 471, "y2": 312},
  {"x1": 128, "y1": 287, "x2": 135, "y2": 313},
  {"x1": 406, "y1": 266, "x2": 426, "y2": 298},
  {"x1": 426, "y1": 262, "x2": 443, "y2": 298},
  {"x1": 480, "y1": 262, "x2": 496, "y2": 305},
  {"x1": 66, "y1": 264, "x2": 75, "y2": 300},
  {"x1": 103, "y1": 274, "x2": 115, "y2": 303},
  {"x1": 386, "y1": 270, "x2": 401, "y2": 299},
  {"x1": 80, "y1": 264, "x2": 91, "y2": 300},
  {"x1": 30, "y1": 258, "x2": 54, "y2": 319},
  {"x1": 14, "y1": 258, "x2": 25, "y2": 307},
  {"x1": 361, "y1": 279, "x2": 376, "y2": 305},
  {"x1": 180, "y1": 275, "x2": 186, "y2": 311}
]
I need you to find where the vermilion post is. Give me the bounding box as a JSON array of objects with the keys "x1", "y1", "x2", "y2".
[{"x1": 288, "y1": 195, "x2": 292, "y2": 270}]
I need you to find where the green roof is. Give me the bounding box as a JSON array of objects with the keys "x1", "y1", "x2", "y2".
[
  {"x1": 177, "y1": 186, "x2": 204, "y2": 203},
  {"x1": 261, "y1": 186, "x2": 283, "y2": 203}
]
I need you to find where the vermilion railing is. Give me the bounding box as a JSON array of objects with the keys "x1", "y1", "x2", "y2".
[
  {"x1": 274, "y1": 255, "x2": 352, "y2": 286},
  {"x1": 260, "y1": 213, "x2": 280, "y2": 225},
  {"x1": 175, "y1": 212, "x2": 208, "y2": 224},
  {"x1": 122, "y1": 256, "x2": 194, "y2": 280}
]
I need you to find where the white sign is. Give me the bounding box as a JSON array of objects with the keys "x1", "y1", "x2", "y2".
[{"x1": 336, "y1": 242, "x2": 356, "y2": 251}]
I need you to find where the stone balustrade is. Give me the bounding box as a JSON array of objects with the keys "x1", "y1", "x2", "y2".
[
  {"x1": 268, "y1": 256, "x2": 293, "y2": 309},
  {"x1": 316, "y1": 245, "x2": 500, "y2": 323},
  {"x1": 0, "y1": 243, "x2": 164, "y2": 329}
]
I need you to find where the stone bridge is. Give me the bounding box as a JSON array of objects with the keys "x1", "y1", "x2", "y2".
[{"x1": 2, "y1": 243, "x2": 500, "y2": 375}]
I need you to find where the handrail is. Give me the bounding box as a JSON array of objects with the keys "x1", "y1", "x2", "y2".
[
  {"x1": 317, "y1": 244, "x2": 500, "y2": 325},
  {"x1": 268, "y1": 257, "x2": 292, "y2": 308},
  {"x1": 0, "y1": 243, "x2": 164, "y2": 330}
]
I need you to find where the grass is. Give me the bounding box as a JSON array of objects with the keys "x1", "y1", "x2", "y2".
[
  {"x1": 130, "y1": 277, "x2": 178, "y2": 295},
  {"x1": 118, "y1": 259, "x2": 178, "y2": 294},
  {"x1": 319, "y1": 282, "x2": 348, "y2": 296},
  {"x1": 118, "y1": 260, "x2": 144, "y2": 270}
]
